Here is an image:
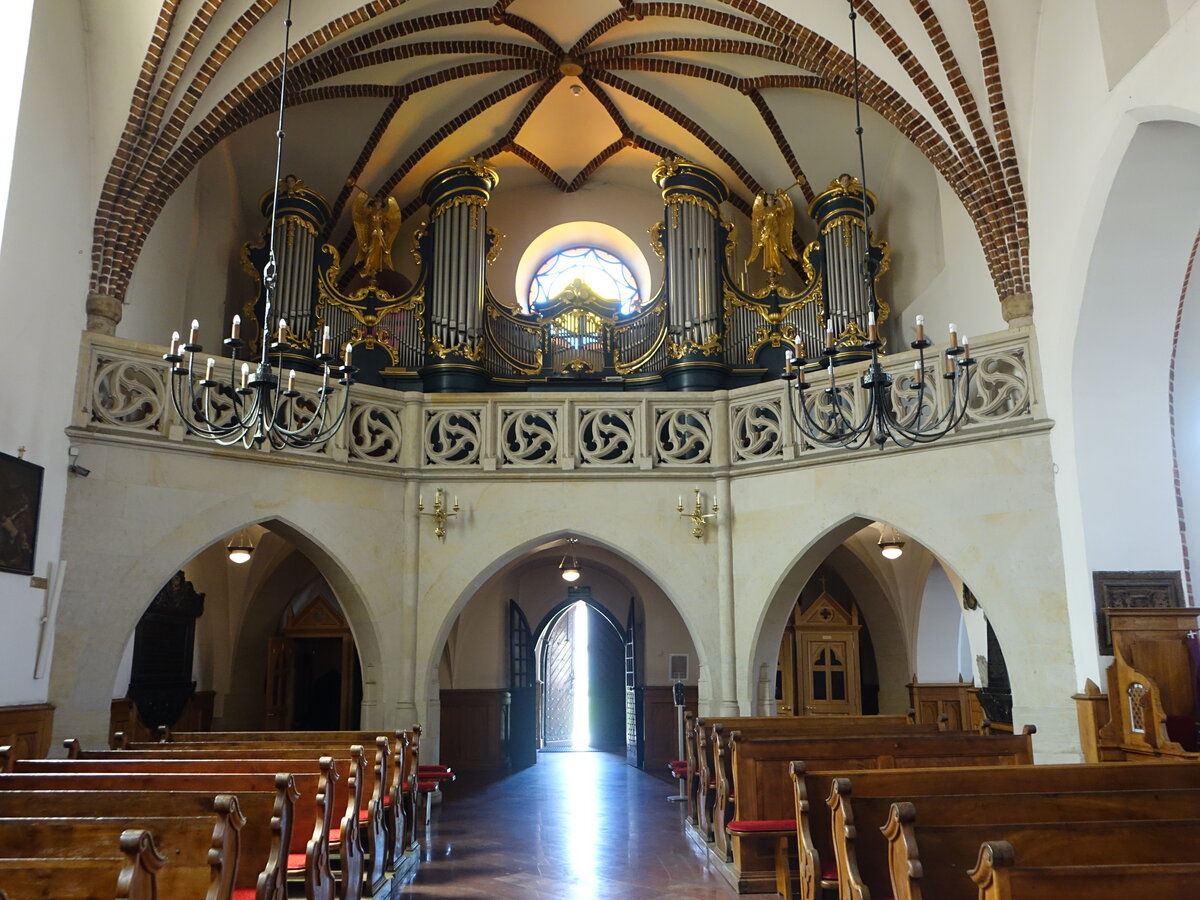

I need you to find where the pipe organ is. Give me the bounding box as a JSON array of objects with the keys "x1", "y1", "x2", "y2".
[
  {"x1": 420, "y1": 160, "x2": 499, "y2": 392},
  {"x1": 653, "y1": 159, "x2": 731, "y2": 391},
  {"x1": 242, "y1": 177, "x2": 331, "y2": 367},
  {"x1": 238, "y1": 160, "x2": 889, "y2": 393}
]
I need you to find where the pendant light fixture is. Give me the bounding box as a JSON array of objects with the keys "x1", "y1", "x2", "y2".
[{"x1": 559, "y1": 538, "x2": 581, "y2": 582}]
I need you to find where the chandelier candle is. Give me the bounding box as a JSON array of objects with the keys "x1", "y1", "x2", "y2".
[{"x1": 230, "y1": 314, "x2": 240, "y2": 341}]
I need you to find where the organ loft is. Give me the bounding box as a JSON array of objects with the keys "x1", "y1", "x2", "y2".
[{"x1": 1, "y1": 1, "x2": 1198, "y2": 898}]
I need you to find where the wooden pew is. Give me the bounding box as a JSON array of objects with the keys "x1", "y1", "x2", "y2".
[
  {"x1": 969, "y1": 839, "x2": 1200, "y2": 900},
  {"x1": 723, "y1": 728, "x2": 1034, "y2": 895},
  {"x1": 0, "y1": 796, "x2": 240, "y2": 899},
  {"x1": 64, "y1": 738, "x2": 394, "y2": 894},
  {"x1": 0, "y1": 828, "x2": 165, "y2": 900},
  {"x1": 790, "y1": 757, "x2": 1200, "y2": 900},
  {"x1": 883, "y1": 803, "x2": 1200, "y2": 900},
  {"x1": 690, "y1": 715, "x2": 925, "y2": 844},
  {"x1": 117, "y1": 726, "x2": 420, "y2": 867},
  {"x1": 0, "y1": 778, "x2": 298, "y2": 900},
  {"x1": 829, "y1": 783, "x2": 1200, "y2": 900},
  {"x1": 0, "y1": 763, "x2": 339, "y2": 900},
  {"x1": 706, "y1": 718, "x2": 939, "y2": 865}
]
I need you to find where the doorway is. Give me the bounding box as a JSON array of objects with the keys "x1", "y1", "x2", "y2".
[{"x1": 264, "y1": 594, "x2": 362, "y2": 730}]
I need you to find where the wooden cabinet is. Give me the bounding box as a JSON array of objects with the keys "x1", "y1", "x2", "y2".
[{"x1": 778, "y1": 590, "x2": 861, "y2": 716}]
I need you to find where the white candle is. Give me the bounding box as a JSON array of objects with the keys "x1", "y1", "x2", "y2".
[
  {"x1": 961, "y1": 336, "x2": 969, "y2": 357},
  {"x1": 170, "y1": 331, "x2": 180, "y2": 356},
  {"x1": 949, "y1": 323, "x2": 958, "y2": 349},
  {"x1": 915, "y1": 315, "x2": 925, "y2": 342},
  {"x1": 344, "y1": 342, "x2": 353, "y2": 366},
  {"x1": 868, "y1": 310, "x2": 878, "y2": 342},
  {"x1": 868, "y1": 311, "x2": 876, "y2": 326},
  {"x1": 205, "y1": 357, "x2": 214, "y2": 380},
  {"x1": 278, "y1": 318, "x2": 287, "y2": 344},
  {"x1": 231, "y1": 314, "x2": 241, "y2": 340},
  {"x1": 826, "y1": 317, "x2": 835, "y2": 347},
  {"x1": 322, "y1": 325, "x2": 331, "y2": 356},
  {"x1": 240, "y1": 362, "x2": 249, "y2": 389},
  {"x1": 287, "y1": 369, "x2": 296, "y2": 392},
  {"x1": 913, "y1": 359, "x2": 923, "y2": 384},
  {"x1": 419, "y1": 494, "x2": 424, "y2": 508},
  {"x1": 189, "y1": 319, "x2": 199, "y2": 345}
]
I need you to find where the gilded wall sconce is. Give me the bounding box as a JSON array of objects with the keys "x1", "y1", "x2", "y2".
[
  {"x1": 418, "y1": 488, "x2": 459, "y2": 541},
  {"x1": 678, "y1": 488, "x2": 718, "y2": 539}
]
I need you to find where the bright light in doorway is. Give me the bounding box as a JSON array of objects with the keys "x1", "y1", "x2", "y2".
[{"x1": 571, "y1": 601, "x2": 590, "y2": 748}]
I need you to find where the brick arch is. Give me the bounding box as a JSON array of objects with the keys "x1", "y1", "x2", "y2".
[{"x1": 90, "y1": 0, "x2": 1028, "y2": 317}]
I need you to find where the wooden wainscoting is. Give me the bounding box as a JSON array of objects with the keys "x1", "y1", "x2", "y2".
[
  {"x1": 439, "y1": 689, "x2": 512, "y2": 775},
  {"x1": 0, "y1": 703, "x2": 54, "y2": 759},
  {"x1": 641, "y1": 684, "x2": 698, "y2": 772}
]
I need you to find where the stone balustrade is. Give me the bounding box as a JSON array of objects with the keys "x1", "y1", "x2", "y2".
[{"x1": 73, "y1": 326, "x2": 1048, "y2": 478}]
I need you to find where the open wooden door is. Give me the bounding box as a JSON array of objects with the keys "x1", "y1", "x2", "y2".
[
  {"x1": 508, "y1": 600, "x2": 537, "y2": 770},
  {"x1": 624, "y1": 597, "x2": 643, "y2": 768}
]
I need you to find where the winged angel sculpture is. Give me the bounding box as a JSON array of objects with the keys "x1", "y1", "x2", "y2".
[
  {"x1": 747, "y1": 188, "x2": 799, "y2": 277},
  {"x1": 351, "y1": 190, "x2": 402, "y2": 280}
]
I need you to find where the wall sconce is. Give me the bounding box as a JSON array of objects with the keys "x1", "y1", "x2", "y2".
[
  {"x1": 227, "y1": 529, "x2": 255, "y2": 564},
  {"x1": 67, "y1": 446, "x2": 90, "y2": 477},
  {"x1": 878, "y1": 526, "x2": 905, "y2": 560},
  {"x1": 559, "y1": 538, "x2": 581, "y2": 582},
  {"x1": 418, "y1": 488, "x2": 459, "y2": 541},
  {"x1": 678, "y1": 488, "x2": 718, "y2": 540}
]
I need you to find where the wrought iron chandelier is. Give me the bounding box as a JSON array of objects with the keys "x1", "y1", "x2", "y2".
[
  {"x1": 782, "y1": 0, "x2": 974, "y2": 449},
  {"x1": 162, "y1": 0, "x2": 355, "y2": 450}
]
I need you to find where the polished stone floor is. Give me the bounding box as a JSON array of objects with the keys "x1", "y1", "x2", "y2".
[{"x1": 394, "y1": 750, "x2": 736, "y2": 899}]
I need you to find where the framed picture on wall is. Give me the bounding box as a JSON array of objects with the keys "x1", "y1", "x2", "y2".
[{"x1": 0, "y1": 452, "x2": 43, "y2": 576}]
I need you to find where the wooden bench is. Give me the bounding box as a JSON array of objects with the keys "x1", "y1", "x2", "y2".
[
  {"x1": 830, "y1": 783, "x2": 1200, "y2": 900},
  {"x1": 0, "y1": 762, "x2": 341, "y2": 900},
  {"x1": 884, "y1": 804, "x2": 1200, "y2": 900},
  {"x1": 790, "y1": 757, "x2": 1200, "y2": 900},
  {"x1": 705, "y1": 719, "x2": 939, "y2": 869},
  {"x1": 0, "y1": 798, "x2": 239, "y2": 899},
  {"x1": 0, "y1": 778, "x2": 298, "y2": 900},
  {"x1": 690, "y1": 715, "x2": 925, "y2": 844},
  {"x1": 723, "y1": 728, "x2": 1034, "y2": 895},
  {"x1": 64, "y1": 736, "x2": 397, "y2": 892},
  {"x1": 969, "y1": 839, "x2": 1200, "y2": 900},
  {"x1": 0, "y1": 828, "x2": 167, "y2": 900},
  {"x1": 123, "y1": 725, "x2": 424, "y2": 860}
]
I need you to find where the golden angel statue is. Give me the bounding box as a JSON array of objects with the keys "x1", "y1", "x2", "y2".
[
  {"x1": 351, "y1": 191, "x2": 402, "y2": 280},
  {"x1": 747, "y1": 188, "x2": 799, "y2": 277}
]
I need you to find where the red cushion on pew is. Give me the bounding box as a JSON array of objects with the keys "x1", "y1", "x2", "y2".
[
  {"x1": 726, "y1": 818, "x2": 795, "y2": 833},
  {"x1": 419, "y1": 764, "x2": 452, "y2": 772},
  {"x1": 330, "y1": 827, "x2": 341, "y2": 842},
  {"x1": 232, "y1": 890, "x2": 257, "y2": 899},
  {"x1": 668, "y1": 759, "x2": 687, "y2": 768},
  {"x1": 417, "y1": 780, "x2": 438, "y2": 791},
  {"x1": 359, "y1": 809, "x2": 371, "y2": 822},
  {"x1": 286, "y1": 853, "x2": 306, "y2": 870},
  {"x1": 822, "y1": 860, "x2": 838, "y2": 880}
]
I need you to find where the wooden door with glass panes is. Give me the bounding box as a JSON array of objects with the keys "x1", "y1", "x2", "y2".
[{"x1": 795, "y1": 590, "x2": 861, "y2": 716}]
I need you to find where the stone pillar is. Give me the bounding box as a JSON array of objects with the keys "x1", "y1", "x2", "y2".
[
  {"x1": 394, "y1": 477, "x2": 421, "y2": 728},
  {"x1": 86, "y1": 292, "x2": 122, "y2": 334},
  {"x1": 1001, "y1": 292, "x2": 1033, "y2": 328},
  {"x1": 715, "y1": 472, "x2": 739, "y2": 715}
]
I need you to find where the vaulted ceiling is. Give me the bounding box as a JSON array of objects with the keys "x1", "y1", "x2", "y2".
[{"x1": 88, "y1": 0, "x2": 1029, "y2": 311}]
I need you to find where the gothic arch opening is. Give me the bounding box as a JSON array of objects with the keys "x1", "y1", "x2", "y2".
[
  {"x1": 750, "y1": 517, "x2": 1012, "y2": 729},
  {"x1": 434, "y1": 537, "x2": 699, "y2": 778},
  {"x1": 111, "y1": 521, "x2": 372, "y2": 737}
]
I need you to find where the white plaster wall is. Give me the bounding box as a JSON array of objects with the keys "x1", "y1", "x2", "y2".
[
  {"x1": 0, "y1": 0, "x2": 92, "y2": 706},
  {"x1": 915, "y1": 561, "x2": 964, "y2": 683},
  {"x1": 1026, "y1": 0, "x2": 1200, "y2": 693}
]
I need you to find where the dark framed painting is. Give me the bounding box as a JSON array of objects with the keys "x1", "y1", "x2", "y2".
[
  {"x1": 1092, "y1": 570, "x2": 1185, "y2": 655},
  {"x1": 0, "y1": 452, "x2": 43, "y2": 575}
]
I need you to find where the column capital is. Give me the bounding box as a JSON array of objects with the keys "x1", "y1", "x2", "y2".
[
  {"x1": 85, "y1": 292, "x2": 123, "y2": 335},
  {"x1": 1001, "y1": 292, "x2": 1033, "y2": 328}
]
